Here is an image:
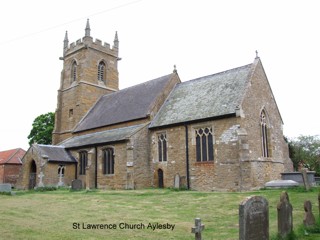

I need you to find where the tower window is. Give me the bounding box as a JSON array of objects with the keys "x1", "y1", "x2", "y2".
[
  {"x1": 72, "y1": 61, "x2": 77, "y2": 82},
  {"x1": 98, "y1": 61, "x2": 106, "y2": 81}
]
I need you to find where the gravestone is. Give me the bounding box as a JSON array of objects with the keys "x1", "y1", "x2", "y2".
[
  {"x1": 239, "y1": 196, "x2": 269, "y2": 240},
  {"x1": 277, "y1": 191, "x2": 293, "y2": 238},
  {"x1": 38, "y1": 171, "x2": 44, "y2": 187},
  {"x1": 303, "y1": 200, "x2": 316, "y2": 227},
  {"x1": 174, "y1": 174, "x2": 180, "y2": 189},
  {"x1": 71, "y1": 179, "x2": 82, "y2": 191},
  {"x1": 0, "y1": 183, "x2": 12, "y2": 193},
  {"x1": 301, "y1": 169, "x2": 311, "y2": 190},
  {"x1": 191, "y1": 218, "x2": 205, "y2": 240}
]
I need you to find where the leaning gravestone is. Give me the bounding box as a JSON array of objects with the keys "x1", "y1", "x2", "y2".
[
  {"x1": 0, "y1": 183, "x2": 12, "y2": 193},
  {"x1": 239, "y1": 196, "x2": 269, "y2": 240},
  {"x1": 303, "y1": 200, "x2": 316, "y2": 227},
  {"x1": 71, "y1": 179, "x2": 82, "y2": 190},
  {"x1": 277, "y1": 191, "x2": 293, "y2": 238},
  {"x1": 301, "y1": 168, "x2": 311, "y2": 190}
]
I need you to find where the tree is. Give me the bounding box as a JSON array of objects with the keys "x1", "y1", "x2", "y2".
[
  {"x1": 288, "y1": 135, "x2": 320, "y2": 175},
  {"x1": 28, "y1": 112, "x2": 55, "y2": 145}
]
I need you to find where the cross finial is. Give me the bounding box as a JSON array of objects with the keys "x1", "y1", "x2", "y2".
[
  {"x1": 191, "y1": 218, "x2": 205, "y2": 240},
  {"x1": 255, "y1": 50, "x2": 259, "y2": 58},
  {"x1": 173, "y1": 65, "x2": 177, "y2": 73}
]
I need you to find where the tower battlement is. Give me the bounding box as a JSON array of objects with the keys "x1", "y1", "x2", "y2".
[{"x1": 62, "y1": 19, "x2": 119, "y2": 58}]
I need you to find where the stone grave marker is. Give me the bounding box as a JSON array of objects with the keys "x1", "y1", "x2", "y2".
[
  {"x1": 277, "y1": 191, "x2": 293, "y2": 238},
  {"x1": 0, "y1": 183, "x2": 12, "y2": 193},
  {"x1": 303, "y1": 200, "x2": 316, "y2": 227},
  {"x1": 301, "y1": 168, "x2": 311, "y2": 191},
  {"x1": 239, "y1": 196, "x2": 269, "y2": 240},
  {"x1": 71, "y1": 179, "x2": 82, "y2": 191},
  {"x1": 191, "y1": 218, "x2": 205, "y2": 240},
  {"x1": 174, "y1": 174, "x2": 180, "y2": 189}
]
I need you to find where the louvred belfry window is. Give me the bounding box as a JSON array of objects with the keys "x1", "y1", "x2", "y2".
[{"x1": 98, "y1": 61, "x2": 106, "y2": 81}]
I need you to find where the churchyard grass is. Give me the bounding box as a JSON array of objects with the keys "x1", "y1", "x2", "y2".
[{"x1": 0, "y1": 187, "x2": 319, "y2": 240}]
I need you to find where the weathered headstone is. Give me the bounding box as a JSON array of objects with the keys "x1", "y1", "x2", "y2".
[
  {"x1": 0, "y1": 183, "x2": 12, "y2": 193},
  {"x1": 277, "y1": 191, "x2": 293, "y2": 238},
  {"x1": 303, "y1": 200, "x2": 316, "y2": 227},
  {"x1": 191, "y1": 218, "x2": 205, "y2": 240},
  {"x1": 38, "y1": 171, "x2": 45, "y2": 187},
  {"x1": 71, "y1": 179, "x2": 82, "y2": 190},
  {"x1": 301, "y1": 169, "x2": 311, "y2": 191},
  {"x1": 239, "y1": 196, "x2": 269, "y2": 240},
  {"x1": 174, "y1": 174, "x2": 180, "y2": 189}
]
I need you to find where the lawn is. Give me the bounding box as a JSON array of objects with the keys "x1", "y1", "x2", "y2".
[{"x1": 0, "y1": 188, "x2": 319, "y2": 240}]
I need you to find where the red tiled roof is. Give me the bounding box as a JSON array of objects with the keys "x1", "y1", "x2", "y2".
[{"x1": 0, "y1": 148, "x2": 25, "y2": 165}]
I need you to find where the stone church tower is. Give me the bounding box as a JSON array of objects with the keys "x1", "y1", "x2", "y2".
[{"x1": 52, "y1": 20, "x2": 120, "y2": 144}]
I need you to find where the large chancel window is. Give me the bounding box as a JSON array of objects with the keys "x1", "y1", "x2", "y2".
[
  {"x1": 195, "y1": 127, "x2": 214, "y2": 162},
  {"x1": 103, "y1": 148, "x2": 114, "y2": 175},
  {"x1": 260, "y1": 110, "x2": 270, "y2": 157}
]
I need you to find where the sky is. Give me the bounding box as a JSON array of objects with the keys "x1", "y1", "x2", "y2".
[{"x1": 0, "y1": 0, "x2": 319, "y2": 151}]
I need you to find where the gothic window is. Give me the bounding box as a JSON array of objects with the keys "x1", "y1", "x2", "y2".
[
  {"x1": 72, "y1": 61, "x2": 77, "y2": 82},
  {"x1": 79, "y1": 151, "x2": 87, "y2": 175},
  {"x1": 103, "y1": 148, "x2": 114, "y2": 175},
  {"x1": 97, "y1": 61, "x2": 106, "y2": 82},
  {"x1": 157, "y1": 133, "x2": 167, "y2": 162},
  {"x1": 195, "y1": 127, "x2": 214, "y2": 162},
  {"x1": 58, "y1": 165, "x2": 65, "y2": 176},
  {"x1": 260, "y1": 110, "x2": 270, "y2": 157}
]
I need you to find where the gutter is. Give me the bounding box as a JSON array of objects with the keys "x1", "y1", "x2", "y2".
[{"x1": 185, "y1": 124, "x2": 190, "y2": 190}]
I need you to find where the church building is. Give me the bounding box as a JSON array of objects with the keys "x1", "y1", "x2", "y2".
[{"x1": 17, "y1": 21, "x2": 292, "y2": 191}]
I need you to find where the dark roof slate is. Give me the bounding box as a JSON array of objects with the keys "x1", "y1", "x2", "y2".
[
  {"x1": 61, "y1": 124, "x2": 146, "y2": 148},
  {"x1": 74, "y1": 73, "x2": 175, "y2": 132},
  {"x1": 34, "y1": 145, "x2": 76, "y2": 163},
  {"x1": 150, "y1": 64, "x2": 252, "y2": 128}
]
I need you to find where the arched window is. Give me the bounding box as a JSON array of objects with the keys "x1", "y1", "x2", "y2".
[
  {"x1": 71, "y1": 61, "x2": 77, "y2": 82},
  {"x1": 260, "y1": 110, "x2": 270, "y2": 157},
  {"x1": 97, "y1": 61, "x2": 106, "y2": 82},
  {"x1": 157, "y1": 133, "x2": 167, "y2": 162},
  {"x1": 195, "y1": 127, "x2": 214, "y2": 162},
  {"x1": 103, "y1": 148, "x2": 114, "y2": 175},
  {"x1": 79, "y1": 151, "x2": 87, "y2": 175}
]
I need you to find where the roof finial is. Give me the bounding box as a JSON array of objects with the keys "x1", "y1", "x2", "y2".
[
  {"x1": 255, "y1": 50, "x2": 259, "y2": 59},
  {"x1": 113, "y1": 31, "x2": 119, "y2": 49},
  {"x1": 173, "y1": 65, "x2": 177, "y2": 73},
  {"x1": 85, "y1": 19, "x2": 91, "y2": 37},
  {"x1": 63, "y1": 31, "x2": 69, "y2": 49}
]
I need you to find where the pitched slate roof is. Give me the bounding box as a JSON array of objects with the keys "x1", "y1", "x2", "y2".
[
  {"x1": 33, "y1": 145, "x2": 76, "y2": 163},
  {"x1": 61, "y1": 124, "x2": 147, "y2": 148},
  {"x1": 0, "y1": 148, "x2": 25, "y2": 165},
  {"x1": 150, "y1": 64, "x2": 252, "y2": 128},
  {"x1": 74, "y1": 73, "x2": 176, "y2": 132}
]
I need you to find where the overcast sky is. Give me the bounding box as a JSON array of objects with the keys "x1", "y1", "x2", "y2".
[{"x1": 0, "y1": 0, "x2": 319, "y2": 151}]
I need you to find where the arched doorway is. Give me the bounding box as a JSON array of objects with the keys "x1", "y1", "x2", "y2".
[
  {"x1": 158, "y1": 169, "x2": 164, "y2": 188},
  {"x1": 29, "y1": 160, "x2": 37, "y2": 189}
]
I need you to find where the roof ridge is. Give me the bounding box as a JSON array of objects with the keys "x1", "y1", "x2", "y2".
[{"x1": 182, "y1": 63, "x2": 252, "y2": 85}]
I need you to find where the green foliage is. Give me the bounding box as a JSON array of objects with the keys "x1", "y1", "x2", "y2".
[
  {"x1": 28, "y1": 112, "x2": 55, "y2": 146},
  {"x1": 288, "y1": 135, "x2": 320, "y2": 175}
]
